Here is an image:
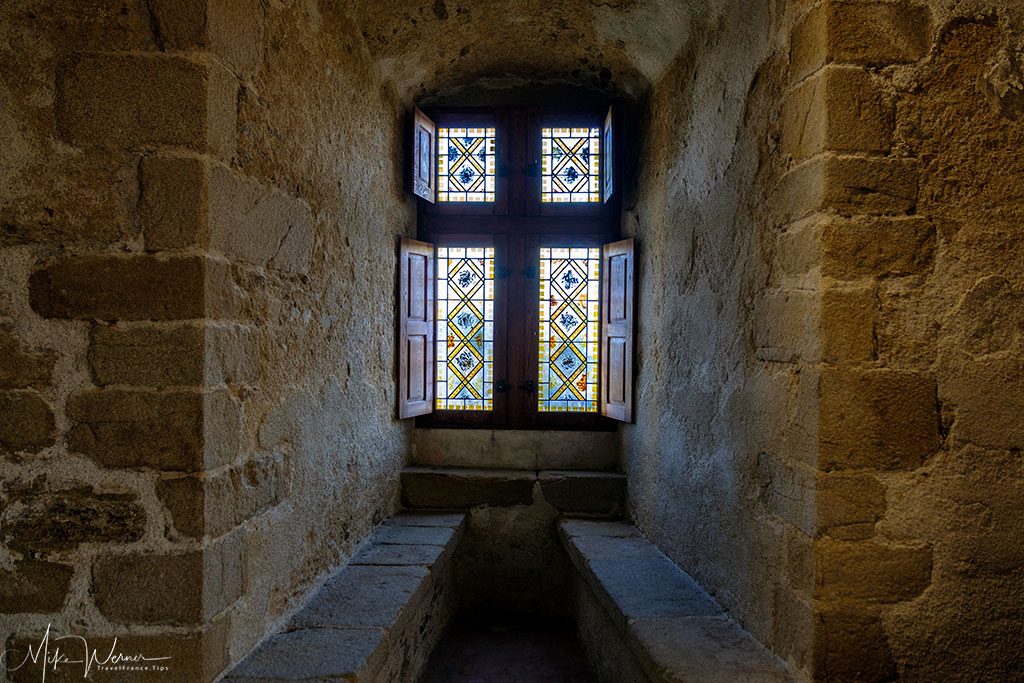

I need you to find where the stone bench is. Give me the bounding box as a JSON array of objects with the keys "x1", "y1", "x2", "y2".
[
  {"x1": 559, "y1": 519, "x2": 794, "y2": 683},
  {"x1": 225, "y1": 512, "x2": 466, "y2": 682}
]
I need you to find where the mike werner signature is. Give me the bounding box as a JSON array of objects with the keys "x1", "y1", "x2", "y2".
[{"x1": 0, "y1": 624, "x2": 172, "y2": 681}]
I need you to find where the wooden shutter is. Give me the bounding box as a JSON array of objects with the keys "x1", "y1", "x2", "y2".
[
  {"x1": 398, "y1": 237, "x2": 435, "y2": 418},
  {"x1": 411, "y1": 108, "x2": 436, "y2": 202},
  {"x1": 601, "y1": 238, "x2": 634, "y2": 422},
  {"x1": 602, "y1": 106, "x2": 614, "y2": 202}
]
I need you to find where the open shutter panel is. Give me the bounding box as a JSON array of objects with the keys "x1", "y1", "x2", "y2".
[
  {"x1": 411, "y1": 108, "x2": 437, "y2": 202},
  {"x1": 398, "y1": 237, "x2": 435, "y2": 418},
  {"x1": 601, "y1": 238, "x2": 635, "y2": 422},
  {"x1": 602, "y1": 106, "x2": 614, "y2": 203}
]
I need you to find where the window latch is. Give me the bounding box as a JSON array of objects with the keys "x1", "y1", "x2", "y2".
[{"x1": 519, "y1": 380, "x2": 536, "y2": 392}]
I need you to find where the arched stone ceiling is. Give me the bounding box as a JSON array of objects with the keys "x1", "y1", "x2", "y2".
[{"x1": 344, "y1": 0, "x2": 719, "y2": 101}]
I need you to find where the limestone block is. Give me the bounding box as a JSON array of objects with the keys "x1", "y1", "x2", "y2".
[
  {"x1": 753, "y1": 288, "x2": 821, "y2": 363},
  {"x1": 821, "y1": 283, "x2": 876, "y2": 364},
  {"x1": 560, "y1": 519, "x2": 640, "y2": 538},
  {"x1": 400, "y1": 467, "x2": 535, "y2": 508},
  {"x1": 93, "y1": 535, "x2": 243, "y2": 625},
  {"x1": 141, "y1": 153, "x2": 315, "y2": 275},
  {"x1": 821, "y1": 215, "x2": 935, "y2": 279},
  {"x1": 757, "y1": 453, "x2": 816, "y2": 536},
  {"x1": 149, "y1": 0, "x2": 264, "y2": 74},
  {"x1": 945, "y1": 357, "x2": 1024, "y2": 450},
  {"x1": 816, "y1": 538, "x2": 932, "y2": 602},
  {"x1": 820, "y1": 368, "x2": 939, "y2": 470},
  {"x1": 0, "y1": 330, "x2": 56, "y2": 390},
  {"x1": 156, "y1": 452, "x2": 287, "y2": 539},
  {"x1": 288, "y1": 565, "x2": 430, "y2": 630},
  {"x1": 56, "y1": 52, "x2": 236, "y2": 158},
  {"x1": 89, "y1": 322, "x2": 258, "y2": 388},
  {"x1": 29, "y1": 255, "x2": 243, "y2": 321},
  {"x1": 0, "y1": 560, "x2": 73, "y2": 613},
  {"x1": 781, "y1": 66, "x2": 894, "y2": 161},
  {"x1": 223, "y1": 628, "x2": 386, "y2": 682},
  {"x1": 537, "y1": 470, "x2": 626, "y2": 514},
  {"x1": 373, "y1": 524, "x2": 455, "y2": 546},
  {"x1": 786, "y1": 530, "x2": 814, "y2": 593},
  {"x1": 4, "y1": 488, "x2": 145, "y2": 553},
  {"x1": 383, "y1": 512, "x2": 466, "y2": 528},
  {"x1": 813, "y1": 607, "x2": 897, "y2": 682},
  {"x1": 817, "y1": 473, "x2": 886, "y2": 539},
  {"x1": 352, "y1": 543, "x2": 446, "y2": 566},
  {"x1": 791, "y1": 1, "x2": 932, "y2": 82},
  {"x1": 68, "y1": 388, "x2": 240, "y2": 471},
  {"x1": 0, "y1": 390, "x2": 55, "y2": 453}
]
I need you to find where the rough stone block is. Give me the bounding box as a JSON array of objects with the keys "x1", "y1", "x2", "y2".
[
  {"x1": 140, "y1": 153, "x2": 209, "y2": 251},
  {"x1": 821, "y1": 215, "x2": 935, "y2": 279},
  {"x1": 754, "y1": 288, "x2": 821, "y2": 363},
  {"x1": 56, "y1": 52, "x2": 236, "y2": 158},
  {"x1": 384, "y1": 512, "x2": 466, "y2": 528},
  {"x1": 787, "y1": 530, "x2": 814, "y2": 593},
  {"x1": 537, "y1": 470, "x2": 626, "y2": 514},
  {"x1": 0, "y1": 330, "x2": 56, "y2": 390},
  {"x1": 0, "y1": 560, "x2": 73, "y2": 613},
  {"x1": 820, "y1": 368, "x2": 939, "y2": 470},
  {"x1": 629, "y1": 615, "x2": 791, "y2": 682},
  {"x1": 791, "y1": 1, "x2": 932, "y2": 82},
  {"x1": 782, "y1": 66, "x2": 894, "y2": 161},
  {"x1": 400, "y1": 467, "x2": 535, "y2": 508},
  {"x1": 945, "y1": 358, "x2": 1024, "y2": 450},
  {"x1": 0, "y1": 390, "x2": 55, "y2": 453},
  {"x1": 4, "y1": 487, "x2": 145, "y2": 553},
  {"x1": 817, "y1": 473, "x2": 886, "y2": 539},
  {"x1": 373, "y1": 524, "x2": 455, "y2": 546},
  {"x1": 289, "y1": 565, "x2": 429, "y2": 630},
  {"x1": 67, "y1": 388, "x2": 240, "y2": 471},
  {"x1": 149, "y1": 0, "x2": 264, "y2": 74},
  {"x1": 352, "y1": 542, "x2": 446, "y2": 566},
  {"x1": 224, "y1": 627, "x2": 386, "y2": 682},
  {"x1": 813, "y1": 607, "x2": 897, "y2": 681},
  {"x1": 821, "y1": 283, "x2": 876, "y2": 364},
  {"x1": 560, "y1": 519, "x2": 640, "y2": 539},
  {"x1": 757, "y1": 454, "x2": 816, "y2": 536},
  {"x1": 773, "y1": 156, "x2": 918, "y2": 227},
  {"x1": 29, "y1": 255, "x2": 241, "y2": 321},
  {"x1": 816, "y1": 539, "x2": 932, "y2": 602}
]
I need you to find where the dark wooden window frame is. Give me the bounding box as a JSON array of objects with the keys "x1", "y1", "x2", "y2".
[{"x1": 417, "y1": 105, "x2": 620, "y2": 431}]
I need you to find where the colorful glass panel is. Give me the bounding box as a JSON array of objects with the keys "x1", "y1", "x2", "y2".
[
  {"x1": 436, "y1": 247, "x2": 495, "y2": 410},
  {"x1": 538, "y1": 247, "x2": 600, "y2": 412},
  {"x1": 541, "y1": 127, "x2": 601, "y2": 203},
  {"x1": 437, "y1": 127, "x2": 496, "y2": 202}
]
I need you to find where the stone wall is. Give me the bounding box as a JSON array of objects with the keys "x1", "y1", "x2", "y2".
[
  {"x1": 624, "y1": 0, "x2": 1024, "y2": 680},
  {"x1": 0, "y1": 1, "x2": 412, "y2": 680}
]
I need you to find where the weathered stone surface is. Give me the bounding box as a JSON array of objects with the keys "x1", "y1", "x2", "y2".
[
  {"x1": 383, "y1": 512, "x2": 466, "y2": 528},
  {"x1": 56, "y1": 52, "x2": 236, "y2": 157},
  {"x1": 944, "y1": 358, "x2": 1024, "y2": 450},
  {"x1": 288, "y1": 565, "x2": 428, "y2": 630},
  {"x1": 629, "y1": 615, "x2": 792, "y2": 682},
  {"x1": 560, "y1": 519, "x2": 640, "y2": 539},
  {"x1": 149, "y1": 0, "x2": 264, "y2": 74},
  {"x1": 400, "y1": 467, "x2": 535, "y2": 508},
  {"x1": 373, "y1": 524, "x2": 454, "y2": 546},
  {"x1": 351, "y1": 542, "x2": 445, "y2": 566},
  {"x1": 791, "y1": 1, "x2": 933, "y2": 82},
  {"x1": 817, "y1": 473, "x2": 886, "y2": 540},
  {"x1": 3, "y1": 487, "x2": 145, "y2": 553},
  {"x1": 90, "y1": 323, "x2": 205, "y2": 387},
  {"x1": 816, "y1": 538, "x2": 932, "y2": 602},
  {"x1": 821, "y1": 284, "x2": 876, "y2": 364},
  {"x1": 0, "y1": 390, "x2": 55, "y2": 453},
  {"x1": 0, "y1": 560, "x2": 73, "y2": 613},
  {"x1": 223, "y1": 627, "x2": 386, "y2": 682},
  {"x1": 813, "y1": 607, "x2": 897, "y2": 682},
  {"x1": 820, "y1": 368, "x2": 939, "y2": 471},
  {"x1": 29, "y1": 255, "x2": 242, "y2": 321},
  {"x1": 821, "y1": 215, "x2": 935, "y2": 279},
  {"x1": 757, "y1": 453, "x2": 816, "y2": 536},
  {"x1": 537, "y1": 470, "x2": 626, "y2": 514},
  {"x1": 0, "y1": 330, "x2": 56, "y2": 390},
  {"x1": 754, "y1": 288, "x2": 820, "y2": 363},
  {"x1": 68, "y1": 389, "x2": 240, "y2": 471},
  {"x1": 140, "y1": 153, "x2": 210, "y2": 251},
  {"x1": 782, "y1": 66, "x2": 894, "y2": 160}
]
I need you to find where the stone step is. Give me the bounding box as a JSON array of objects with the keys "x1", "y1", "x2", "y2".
[
  {"x1": 559, "y1": 519, "x2": 795, "y2": 683},
  {"x1": 400, "y1": 466, "x2": 626, "y2": 515},
  {"x1": 224, "y1": 512, "x2": 466, "y2": 682}
]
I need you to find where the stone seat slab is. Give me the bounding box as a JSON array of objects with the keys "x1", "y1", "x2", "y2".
[
  {"x1": 372, "y1": 523, "x2": 455, "y2": 546},
  {"x1": 223, "y1": 627, "x2": 386, "y2": 682},
  {"x1": 383, "y1": 511, "x2": 466, "y2": 528}
]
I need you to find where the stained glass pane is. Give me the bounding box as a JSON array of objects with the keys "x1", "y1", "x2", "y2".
[
  {"x1": 436, "y1": 247, "x2": 495, "y2": 410},
  {"x1": 541, "y1": 127, "x2": 601, "y2": 203},
  {"x1": 538, "y1": 247, "x2": 600, "y2": 412},
  {"x1": 437, "y1": 127, "x2": 496, "y2": 202}
]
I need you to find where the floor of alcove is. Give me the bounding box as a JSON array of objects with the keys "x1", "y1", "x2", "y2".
[{"x1": 419, "y1": 613, "x2": 599, "y2": 683}]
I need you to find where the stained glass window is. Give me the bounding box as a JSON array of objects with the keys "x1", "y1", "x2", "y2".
[
  {"x1": 541, "y1": 127, "x2": 601, "y2": 203},
  {"x1": 436, "y1": 247, "x2": 495, "y2": 410},
  {"x1": 538, "y1": 247, "x2": 600, "y2": 412},
  {"x1": 437, "y1": 127, "x2": 496, "y2": 202}
]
